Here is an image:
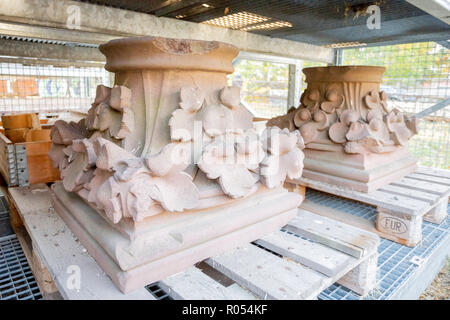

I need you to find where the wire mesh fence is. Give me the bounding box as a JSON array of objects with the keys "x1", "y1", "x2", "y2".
[
  {"x1": 0, "y1": 60, "x2": 112, "y2": 119},
  {"x1": 228, "y1": 59, "x2": 290, "y2": 119},
  {"x1": 0, "y1": 39, "x2": 448, "y2": 169},
  {"x1": 228, "y1": 58, "x2": 327, "y2": 119},
  {"x1": 339, "y1": 42, "x2": 449, "y2": 169}
]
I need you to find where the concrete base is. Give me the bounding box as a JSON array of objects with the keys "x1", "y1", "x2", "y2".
[
  {"x1": 302, "y1": 146, "x2": 417, "y2": 193},
  {"x1": 50, "y1": 182, "x2": 301, "y2": 293}
]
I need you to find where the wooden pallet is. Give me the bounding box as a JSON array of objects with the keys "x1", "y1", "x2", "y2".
[
  {"x1": 6, "y1": 184, "x2": 379, "y2": 300},
  {"x1": 6, "y1": 184, "x2": 155, "y2": 300},
  {"x1": 161, "y1": 210, "x2": 379, "y2": 300},
  {"x1": 290, "y1": 166, "x2": 450, "y2": 247},
  {"x1": 6, "y1": 190, "x2": 60, "y2": 299}
]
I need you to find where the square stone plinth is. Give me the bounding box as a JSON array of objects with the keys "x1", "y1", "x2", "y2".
[
  {"x1": 302, "y1": 146, "x2": 417, "y2": 193},
  {"x1": 50, "y1": 182, "x2": 301, "y2": 293}
]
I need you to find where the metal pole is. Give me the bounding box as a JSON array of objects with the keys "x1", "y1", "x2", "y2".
[{"x1": 415, "y1": 98, "x2": 450, "y2": 119}]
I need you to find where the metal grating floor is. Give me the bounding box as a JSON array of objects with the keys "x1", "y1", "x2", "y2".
[
  {"x1": 0, "y1": 195, "x2": 13, "y2": 237},
  {"x1": 0, "y1": 234, "x2": 42, "y2": 300}
]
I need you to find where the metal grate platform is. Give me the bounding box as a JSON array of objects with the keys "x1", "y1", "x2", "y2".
[
  {"x1": 0, "y1": 234, "x2": 42, "y2": 300},
  {"x1": 146, "y1": 283, "x2": 172, "y2": 300},
  {"x1": 0, "y1": 195, "x2": 9, "y2": 221}
]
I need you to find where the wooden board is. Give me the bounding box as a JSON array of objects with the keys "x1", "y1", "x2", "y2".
[
  {"x1": 415, "y1": 166, "x2": 450, "y2": 180},
  {"x1": 378, "y1": 184, "x2": 440, "y2": 204},
  {"x1": 301, "y1": 199, "x2": 389, "y2": 240},
  {"x1": 285, "y1": 210, "x2": 379, "y2": 259},
  {"x1": 294, "y1": 167, "x2": 450, "y2": 218},
  {"x1": 255, "y1": 227, "x2": 378, "y2": 295},
  {"x1": 256, "y1": 230, "x2": 353, "y2": 277},
  {"x1": 160, "y1": 207, "x2": 379, "y2": 299},
  {"x1": 160, "y1": 267, "x2": 257, "y2": 300},
  {"x1": 391, "y1": 178, "x2": 450, "y2": 197},
  {"x1": 202, "y1": 209, "x2": 379, "y2": 299},
  {"x1": 7, "y1": 184, "x2": 155, "y2": 300},
  {"x1": 293, "y1": 177, "x2": 431, "y2": 216},
  {"x1": 0, "y1": 132, "x2": 13, "y2": 186},
  {"x1": 205, "y1": 244, "x2": 326, "y2": 300}
]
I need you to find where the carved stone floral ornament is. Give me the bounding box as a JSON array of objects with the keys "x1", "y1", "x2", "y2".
[
  {"x1": 50, "y1": 82, "x2": 303, "y2": 223},
  {"x1": 267, "y1": 66, "x2": 419, "y2": 192},
  {"x1": 268, "y1": 68, "x2": 418, "y2": 155},
  {"x1": 48, "y1": 37, "x2": 304, "y2": 293}
]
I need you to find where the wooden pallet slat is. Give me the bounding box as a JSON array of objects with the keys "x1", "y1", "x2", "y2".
[
  {"x1": 206, "y1": 244, "x2": 326, "y2": 300},
  {"x1": 285, "y1": 209, "x2": 379, "y2": 259},
  {"x1": 391, "y1": 178, "x2": 450, "y2": 197},
  {"x1": 415, "y1": 166, "x2": 450, "y2": 180},
  {"x1": 407, "y1": 173, "x2": 450, "y2": 187},
  {"x1": 294, "y1": 177, "x2": 430, "y2": 215},
  {"x1": 367, "y1": 190, "x2": 430, "y2": 215},
  {"x1": 255, "y1": 230, "x2": 353, "y2": 277},
  {"x1": 378, "y1": 184, "x2": 440, "y2": 205},
  {"x1": 159, "y1": 267, "x2": 257, "y2": 300}
]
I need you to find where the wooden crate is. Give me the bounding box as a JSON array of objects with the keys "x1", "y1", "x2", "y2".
[
  {"x1": 0, "y1": 130, "x2": 59, "y2": 187},
  {"x1": 7, "y1": 184, "x2": 380, "y2": 300},
  {"x1": 290, "y1": 166, "x2": 450, "y2": 247}
]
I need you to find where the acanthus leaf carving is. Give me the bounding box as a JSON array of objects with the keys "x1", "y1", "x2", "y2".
[
  {"x1": 50, "y1": 119, "x2": 87, "y2": 145},
  {"x1": 267, "y1": 108, "x2": 296, "y2": 131},
  {"x1": 379, "y1": 91, "x2": 389, "y2": 113},
  {"x1": 320, "y1": 85, "x2": 344, "y2": 114},
  {"x1": 198, "y1": 131, "x2": 263, "y2": 198},
  {"x1": 86, "y1": 85, "x2": 134, "y2": 140},
  {"x1": 293, "y1": 108, "x2": 311, "y2": 128},
  {"x1": 386, "y1": 109, "x2": 413, "y2": 146},
  {"x1": 169, "y1": 86, "x2": 205, "y2": 142},
  {"x1": 89, "y1": 138, "x2": 199, "y2": 223},
  {"x1": 52, "y1": 80, "x2": 305, "y2": 224},
  {"x1": 299, "y1": 109, "x2": 329, "y2": 144},
  {"x1": 328, "y1": 109, "x2": 359, "y2": 144},
  {"x1": 260, "y1": 127, "x2": 305, "y2": 189},
  {"x1": 300, "y1": 88, "x2": 320, "y2": 111},
  {"x1": 405, "y1": 115, "x2": 419, "y2": 135},
  {"x1": 268, "y1": 73, "x2": 419, "y2": 155}
]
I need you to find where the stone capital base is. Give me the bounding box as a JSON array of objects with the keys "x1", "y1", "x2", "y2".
[
  {"x1": 50, "y1": 182, "x2": 301, "y2": 293},
  {"x1": 302, "y1": 146, "x2": 417, "y2": 192}
]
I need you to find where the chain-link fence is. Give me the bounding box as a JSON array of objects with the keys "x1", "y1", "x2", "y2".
[{"x1": 339, "y1": 42, "x2": 449, "y2": 169}]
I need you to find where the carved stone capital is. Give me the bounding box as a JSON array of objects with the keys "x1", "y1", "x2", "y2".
[
  {"x1": 267, "y1": 66, "x2": 419, "y2": 155},
  {"x1": 50, "y1": 37, "x2": 305, "y2": 224}
]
